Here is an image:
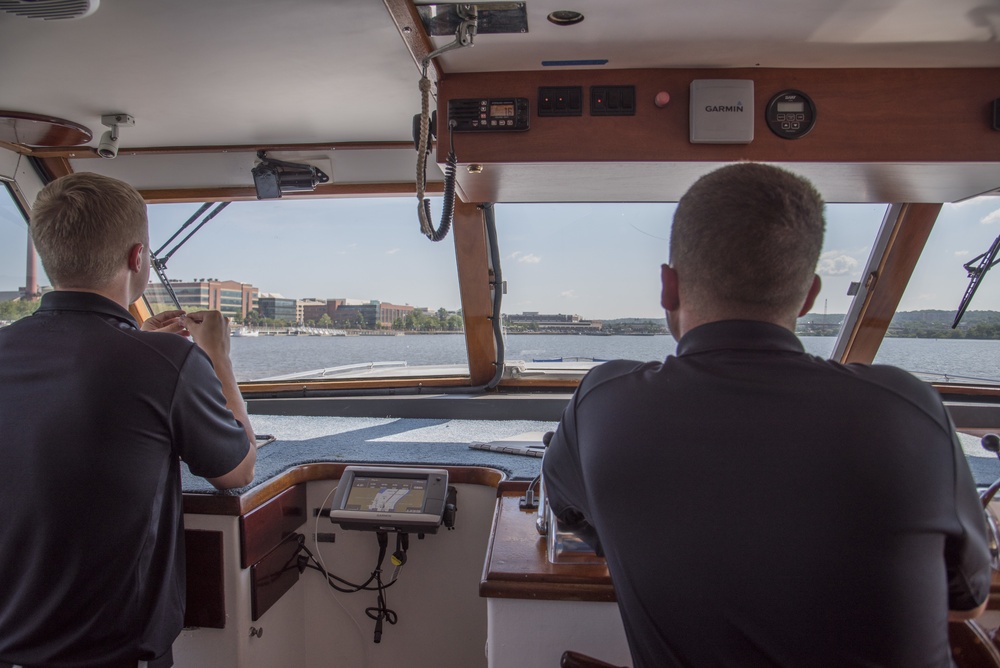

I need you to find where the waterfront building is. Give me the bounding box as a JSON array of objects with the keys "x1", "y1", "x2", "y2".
[
  {"x1": 258, "y1": 294, "x2": 298, "y2": 323},
  {"x1": 145, "y1": 279, "x2": 258, "y2": 320},
  {"x1": 504, "y1": 312, "x2": 602, "y2": 333}
]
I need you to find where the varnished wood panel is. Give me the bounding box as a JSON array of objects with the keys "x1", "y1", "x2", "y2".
[
  {"x1": 184, "y1": 529, "x2": 226, "y2": 628},
  {"x1": 453, "y1": 199, "x2": 498, "y2": 385},
  {"x1": 436, "y1": 68, "x2": 1000, "y2": 203},
  {"x1": 251, "y1": 533, "x2": 302, "y2": 621},
  {"x1": 841, "y1": 203, "x2": 942, "y2": 364},
  {"x1": 438, "y1": 69, "x2": 1000, "y2": 164},
  {"x1": 240, "y1": 484, "x2": 307, "y2": 568},
  {"x1": 480, "y1": 486, "x2": 615, "y2": 602},
  {"x1": 139, "y1": 181, "x2": 442, "y2": 205}
]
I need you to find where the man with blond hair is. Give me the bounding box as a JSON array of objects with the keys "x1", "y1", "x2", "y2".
[
  {"x1": 543, "y1": 163, "x2": 990, "y2": 667},
  {"x1": 0, "y1": 172, "x2": 255, "y2": 668}
]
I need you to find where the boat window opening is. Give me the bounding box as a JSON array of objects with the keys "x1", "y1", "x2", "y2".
[
  {"x1": 0, "y1": 182, "x2": 48, "y2": 320},
  {"x1": 872, "y1": 196, "x2": 1000, "y2": 386},
  {"x1": 144, "y1": 196, "x2": 469, "y2": 383},
  {"x1": 493, "y1": 202, "x2": 886, "y2": 370}
]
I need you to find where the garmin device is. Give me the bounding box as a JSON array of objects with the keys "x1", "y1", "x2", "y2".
[{"x1": 329, "y1": 466, "x2": 450, "y2": 533}]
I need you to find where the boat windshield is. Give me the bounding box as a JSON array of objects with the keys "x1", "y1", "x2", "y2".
[
  {"x1": 143, "y1": 196, "x2": 469, "y2": 382},
  {"x1": 873, "y1": 196, "x2": 1000, "y2": 386},
  {"x1": 494, "y1": 201, "x2": 887, "y2": 366},
  {"x1": 0, "y1": 183, "x2": 43, "y2": 322},
  {"x1": 140, "y1": 196, "x2": 891, "y2": 383}
]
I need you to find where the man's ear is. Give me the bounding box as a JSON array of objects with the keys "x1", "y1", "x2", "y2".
[
  {"x1": 661, "y1": 264, "x2": 680, "y2": 311},
  {"x1": 128, "y1": 243, "x2": 145, "y2": 273},
  {"x1": 798, "y1": 274, "x2": 822, "y2": 317}
]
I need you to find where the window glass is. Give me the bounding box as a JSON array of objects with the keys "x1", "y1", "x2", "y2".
[
  {"x1": 0, "y1": 183, "x2": 46, "y2": 321},
  {"x1": 493, "y1": 202, "x2": 887, "y2": 365},
  {"x1": 146, "y1": 197, "x2": 468, "y2": 382},
  {"x1": 873, "y1": 197, "x2": 1000, "y2": 384}
]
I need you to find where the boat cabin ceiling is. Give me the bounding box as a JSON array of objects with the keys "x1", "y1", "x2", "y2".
[{"x1": 1, "y1": 0, "x2": 999, "y2": 204}]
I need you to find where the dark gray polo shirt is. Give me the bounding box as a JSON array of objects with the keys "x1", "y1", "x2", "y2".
[
  {"x1": 0, "y1": 291, "x2": 250, "y2": 667},
  {"x1": 544, "y1": 319, "x2": 990, "y2": 668}
]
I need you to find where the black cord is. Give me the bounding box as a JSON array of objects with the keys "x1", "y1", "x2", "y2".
[
  {"x1": 296, "y1": 532, "x2": 401, "y2": 643},
  {"x1": 364, "y1": 568, "x2": 398, "y2": 643},
  {"x1": 295, "y1": 535, "x2": 397, "y2": 593},
  {"x1": 420, "y1": 123, "x2": 457, "y2": 242}
]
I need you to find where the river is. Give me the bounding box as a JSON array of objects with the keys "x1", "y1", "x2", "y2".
[{"x1": 230, "y1": 333, "x2": 1000, "y2": 384}]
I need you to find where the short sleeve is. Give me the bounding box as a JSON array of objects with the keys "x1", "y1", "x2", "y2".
[{"x1": 169, "y1": 347, "x2": 251, "y2": 479}]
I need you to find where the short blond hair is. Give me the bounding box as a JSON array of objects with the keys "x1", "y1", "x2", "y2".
[
  {"x1": 670, "y1": 163, "x2": 825, "y2": 319},
  {"x1": 30, "y1": 172, "x2": 148, "y2": 289}
]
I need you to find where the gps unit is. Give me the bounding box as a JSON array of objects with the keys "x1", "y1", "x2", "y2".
[{"x1": 329, "y1": 466, "x2": 450, "y2": 533}]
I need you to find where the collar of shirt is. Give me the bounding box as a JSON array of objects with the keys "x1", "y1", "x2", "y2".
[
  {"x1": 676, "y1": 320, "x2": 805, "y2": 357},
  {"x1": 36, "y1": 291, "x2": 138, "y2": 330}
]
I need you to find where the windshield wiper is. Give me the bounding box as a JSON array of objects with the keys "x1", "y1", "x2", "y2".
[
  {"x1": 953, "y1": 233, "x2": 1000, "y2": 328},
  {"x1": 150, "y1": 202, "x2": 230, "y2": 307}
]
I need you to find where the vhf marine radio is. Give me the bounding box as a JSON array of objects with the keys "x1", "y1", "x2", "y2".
[{"x1": 448, "y1": 98, "x2": 529, "y2": 132}]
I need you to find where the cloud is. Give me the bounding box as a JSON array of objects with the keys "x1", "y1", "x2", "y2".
[
  {"x1": 559, "y1": 289, "x2": 577, "y2": 298},
  {"x1": 385, "y1": 248, "x2": 401, "y2": 255},
  {"x1": 511, "y1": 250, "x2": 541, "y2": 264},
  {"x1": 816, "y1": 250, "x2": 859, "y2": 277},
  {"x1": 981, "y1": 208, "x2": 1000, "y2": 225},
  {"x1": 955, "y1": 250, "x2": 969, "y2": 257}
]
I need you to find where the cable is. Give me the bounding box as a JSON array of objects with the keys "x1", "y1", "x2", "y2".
[
  {"x1": 364, "y1": 531, "x2": 398, "y2": 643},
  {"x1": 313, "y1": 484, "x2": 369, "y2": 667},
  {"x1": 414, "y1": 7, "x2": 476, "y2": 242}
]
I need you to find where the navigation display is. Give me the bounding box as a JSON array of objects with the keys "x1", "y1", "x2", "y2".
[
  {"x1": 329, "y1": 466, "x2": 450, "y2": 532},
  {"x1": 345, "y1": 475, "x2": 427, "y2": 514}
]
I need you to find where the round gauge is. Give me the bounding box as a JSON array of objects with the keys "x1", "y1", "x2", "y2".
[{"x1": 765, "y1": 90, "x2": 816, "y2": 139}]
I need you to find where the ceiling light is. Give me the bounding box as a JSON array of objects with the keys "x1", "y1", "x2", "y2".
[{"x1": 547, "y1": 10, "x2": 584, "y2": 26}]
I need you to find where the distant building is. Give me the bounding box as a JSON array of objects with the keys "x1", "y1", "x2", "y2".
[
  {"x1": 298, "y1": 298, "x2": 414, "y2": 328},
  {"x1": 297, "y1": 298, "x2": 326, "y2": 324},
  {"x1": 504, "y1": 312, "x2": 601, "y2": 332},
  {"x1": 258, "y1": 295, "x2": 297, "y2": 322},
  {"x1": 145, "y1": 279, "x2": 258, "y2": 320}
]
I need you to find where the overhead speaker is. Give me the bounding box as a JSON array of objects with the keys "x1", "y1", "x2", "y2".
[{"x1": 0, "y1": 0, "x2": 99, "y2": 21}]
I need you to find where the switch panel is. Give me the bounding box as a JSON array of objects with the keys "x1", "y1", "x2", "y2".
[
  {"x1": 538, "y1": 87, "x2": 583, "y2": 116},
  {"x1": 590, "y1": 86, "x2": 636, "y2": 116}
]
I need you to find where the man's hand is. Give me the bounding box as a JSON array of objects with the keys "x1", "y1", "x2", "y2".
[
  {"x1": 183, "y1": 310, "x2": 231, "y2": 359},
  {"x1": 140, "y1": 309, "x2": 189, "y2": 336}
]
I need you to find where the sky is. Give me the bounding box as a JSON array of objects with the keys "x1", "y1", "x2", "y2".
[{"x1": 3, "y1": 184, "x2": 1000, "y2": 320}]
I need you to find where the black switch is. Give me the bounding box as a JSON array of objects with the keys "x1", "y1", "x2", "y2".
[
  {"x1": 538, "y1": 86, "x2": 583, "y2": 117},
  {"x1": 590, "y1": 86, "x2": 636, "y2": 116}
]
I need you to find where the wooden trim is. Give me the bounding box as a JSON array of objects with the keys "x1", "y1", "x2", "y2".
[
  {"x1": 184, "y1": 529, "x2": 226, "y2": 628},
  {"x1": 129, "y1": 297, "x2": 152, "y2": 324},
  {"x1": 240, "y1": 484, "x2": 307, "y2": 568},
  {"x1": 184, "y1": 463, "x2": 504, "y2": 517},
  {"x1": 241, "y1": 374, "x2": 477, "y2": 395},
  {"x1": 936, "y1": 385, "x2": 1000, "y2": 399},
  {"x1": 140, "y1": 181, "x2": 443, "y2": 204},
  {"x1": 453, "y1": 200, "x2": 497, "y2": 385},
  {"x1": 34, "y1": 157, "x2": 72, "y2": 181},
  {"x1": 480, "y1": 491, "x2": 615, "y2": 602},
  {"x1": 30, "y1": 140, "x2": 415, "y2": 159},
  {"x1": 437, "y1": 68, "x2": 1000, "y2": 164},
  {"x1": 383, "y1": 0, "x2": 443, "y2": 87},
  {"x1": 250, "y1": 533, "x2": 302, "y2": 621},
  {"x1": 840, "y1": 204, "x2": 942, "y2": 364}
]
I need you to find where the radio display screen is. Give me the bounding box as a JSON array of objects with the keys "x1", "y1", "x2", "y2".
[{"x1": 490, "y1": 103, "x2": 515, "y2": 118}]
